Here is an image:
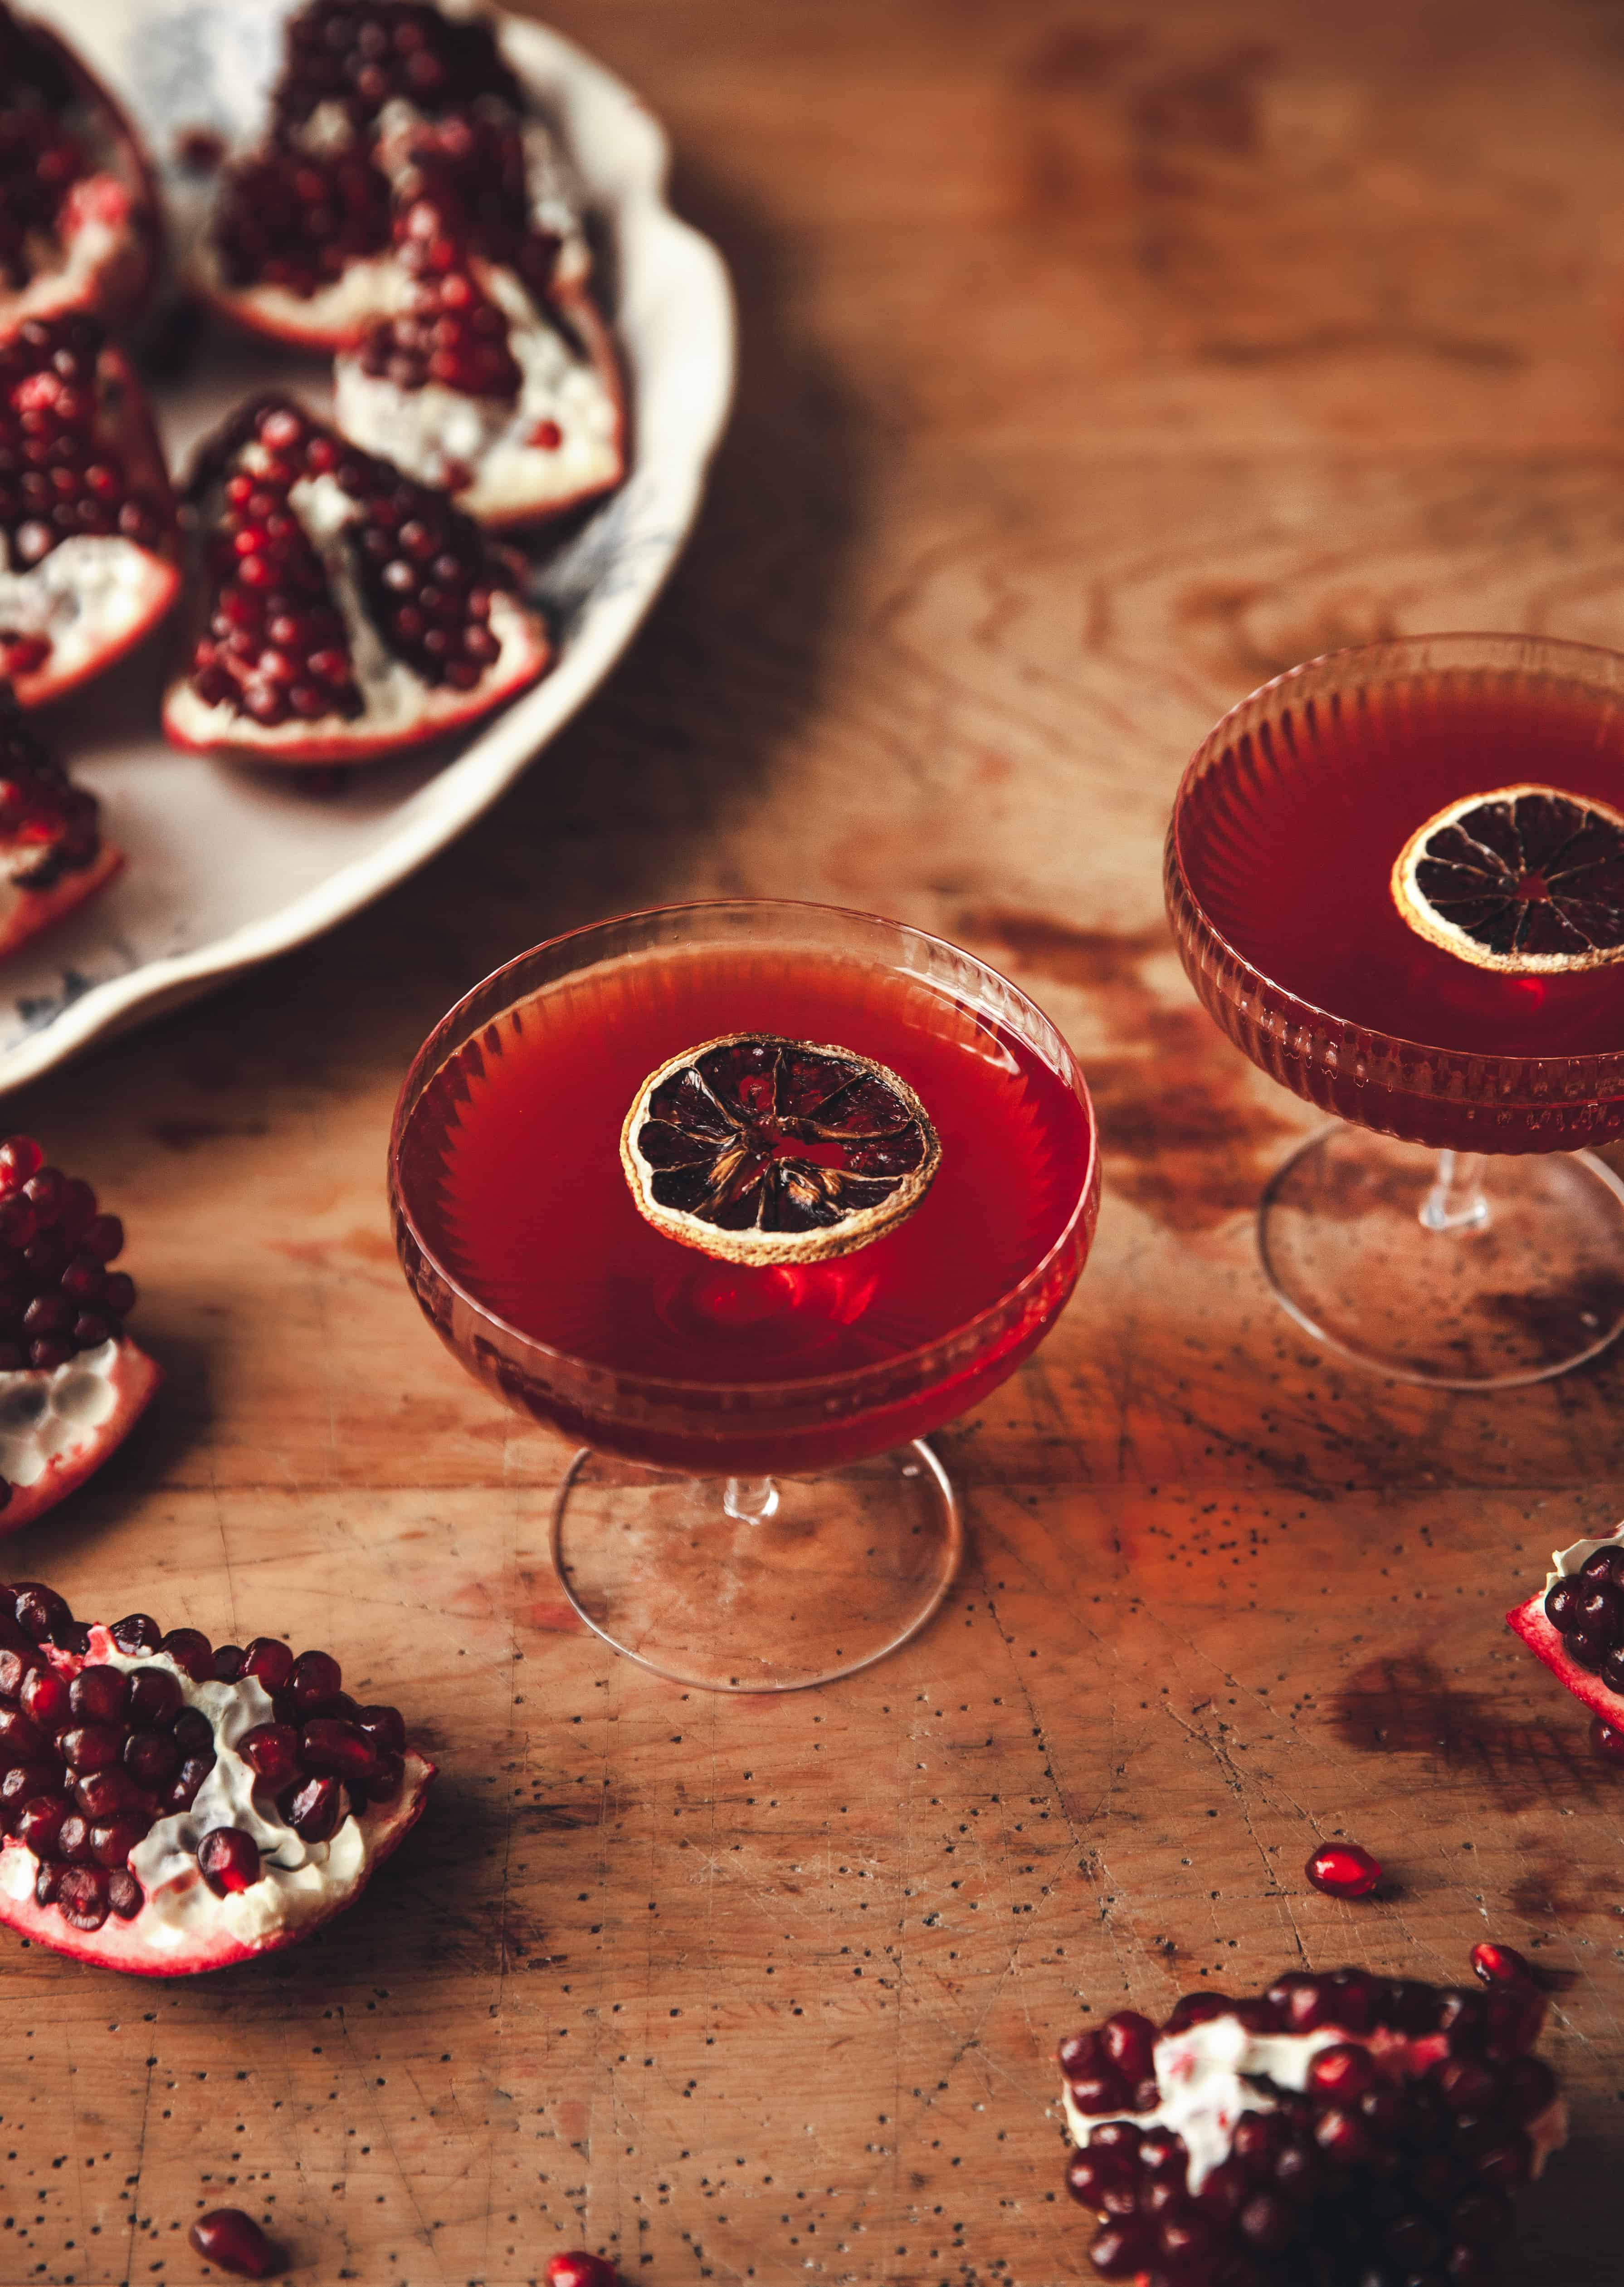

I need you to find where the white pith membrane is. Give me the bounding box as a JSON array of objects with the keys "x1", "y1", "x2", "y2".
[
  {"x1": 1060, "y1": 2014, "x2": 1569, "y2": 2196},
  {"x1": 0, "y1": 531, "x2": 172, "y2": 693},
  {"x1": 163, "y1": 444, "x2": 546, "y2": 760},
  {"x1": 0, "y1": 1337, "x2": 122, "y2": 1489},
  {"x1": 0, "y1": 1628, "x2": 431, "y2": 1957},
  {"x1": 332, "y1": 260, "x2": 621, "y2": 522}
]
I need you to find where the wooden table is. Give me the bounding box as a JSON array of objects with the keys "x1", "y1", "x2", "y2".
[{"x1": 5, "y1": 0, "x2": 1624, "y2": 2278}]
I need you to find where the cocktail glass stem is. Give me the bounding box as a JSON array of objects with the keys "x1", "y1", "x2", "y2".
[
  {"x1": 1419, "y1": 1150, "x2": 1491, "y2": 1235},
  {"x1": 723, "y1": 1475, "x2": 780, "y2": 1523}
]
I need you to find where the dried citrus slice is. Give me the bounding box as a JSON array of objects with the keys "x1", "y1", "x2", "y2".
[
  {"x1": 620, "y1": 1035, "x2": 941, "y2": 1265},
  {"x1": 1390, "y1": 782, "x2": 1624, "y2": 972}
]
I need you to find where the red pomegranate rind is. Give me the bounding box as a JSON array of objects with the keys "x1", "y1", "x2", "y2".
[
  {"x1": 1507, "y1": 1521, "x2": 1624, "y2": 1726},
  {"x1": 1059, "y1": 1961, "x2": 1566, "y2": 2285},
  {"x1": 0, "y1": 319, "x2": 180, "y2": 709},
  {"x1": 0, "y1": 1338, "x2": 158, "y2": 1532},
  {"x1": 162, "y1": 394, "x2": 551, "y2": 766},
  {"x1": 0, "y1": 687, "x2": 122, "y2": 955},
  {"x1": 0, "y1": 1595, "x2": 435, "y2": 1977},
  {"x1": 0, "y1": 5, "x2": 161, "y2": 336}
]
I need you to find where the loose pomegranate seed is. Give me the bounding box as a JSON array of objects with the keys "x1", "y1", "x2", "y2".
[
  {"x1": 546, "y1": 2256, "x2": 618, "y2": 2287},
  {"x1": 1305, "y1": 1842, "x2": 1383, "y2": 1898},
  {"x1": 188, "y1": 2207, "x2": 282, "y2": 2279}
]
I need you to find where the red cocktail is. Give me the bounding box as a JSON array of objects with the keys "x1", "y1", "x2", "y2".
[
  {"x1": 390, "y1": 900, "x2": 1098, "y2": 1688},
  {"x1": 1167, "y1": 634, "x2": 1624, "y2": 1386}
]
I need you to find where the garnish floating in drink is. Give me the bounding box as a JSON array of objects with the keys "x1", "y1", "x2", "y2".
[
  {"x1": 1391, "y1": 782, "x2": 1624, "y2": 973},
  {"x1": 620, "y1": 1033, "x2": 941, "y2": 1265}
]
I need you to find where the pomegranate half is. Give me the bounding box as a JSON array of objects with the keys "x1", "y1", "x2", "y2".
[
  {"x1": 1507, "y1": 1521, "x2": 1624, "y2": 1725},
  {"x1": 0, "y1": 688, "x2": 124, "y2": 959},
  {"x1": 0, "y1": 314, "x2": 179, "y2": 706},
  {"x1": 0, "y1": 1133, "x2": 158, "y2": 1531},
  {"x1": 0, "y1": 1586, "x2": 435, "y2": 1974},
  {"x1": 163, "y1": 395, "x2": 551, "y2": 765},
  {"x1": 0, "y1": 0, "x2": 161, "y2": 336},
  {"x1": 1060, "y1": 1962, "x2": 1565, "y2": 2284}
]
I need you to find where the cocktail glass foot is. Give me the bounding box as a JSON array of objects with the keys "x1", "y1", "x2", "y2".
[
  {"x1": 551, "y1": 1439, "x2": 962, "y2": 1690},
  {"x1": 1258, "y1": 1125, "x2": 1624, "y2": 1387}
]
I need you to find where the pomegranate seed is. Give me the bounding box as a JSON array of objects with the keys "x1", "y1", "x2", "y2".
[
  {"x1": 280, "y1": 1773, "x2": 341, "y2": 1842},
  {"x1": 18, "y1": 1665, "x2": 68, "y2": 1728},
  {"x1": 288, "y1": 1648, "x2": 342, "y2": 1715},
  {"x1": 173, "y1": 1706, "x2": 214, "y2": 1757},
  {"x1": 110, "y1": 1610, "x2": 160, "y2": 1653},
  {"x1": 55, "y1": 1863, "x2": 109, "y2": 1929},
  {"x1": 214, "y1": 1643, "x2": 247, "y2": 1681},
  {"x1": 0, "y1": 1703, "x2": 46, "y2": 1759},
  {"x1": 188, "y1": 2208, "x2": 282, "y2": 2279},
  {"x1": 14, "y1": 1582, "x2": 71, "y2": 1641},
  {"x1": 1590, "y1": 1713, "x2": 1624, "y2": 1765},
  {"x1": 89, "y1": 1813, "x2": 146, "y2": 1869},
  {"x1": 368, "y1": 1749, "x2": 404, "y2": 1802},
  {"x1": 14, "y1": 1793, "x2": 65, "y2": 1852},
  {"x1": 107, "y1": 1868, "x2": 141, "y2": 1919},
  {"x1": 73, "y1": 1767, "x2": 141, "y2": 1818},
  {"x1": 126, "y1": 1664, "x2": 182, "y2": 1724},
  {"x1": 1305, "y1": 1842, "x2": 1383, "y2": 1898},
  {"x1": 546, "y1": 2257, "x2": 618, "y2": 2287},
  {"x1": 0, "y1": 1135, "x2": 42, "y2": 1190},
  {"x1": 123, "y1": 1726, "x2": 179, "y2": 1786},
  {"x1": 69, "y1": 1665, "x2": 128, "y2": 1723},
  {"x1": 299, "y1": 1716, "x2": 377, "y2": 1783},
  {"x1": 159, "y1": 1627, "x2": 214, "y2": 1683},
  {"x1": 240, "y1": 1637, "x2": 293, "y2": 1691},
  {"x1": 239, "y1": 1722, "x2": 302, "y2": 1787},
  {"x1": 59, "y1": 1721, "x2": 122, "y2": 1773},
  {"x1": 198, "y1": 1827, "x2": 263, "y2": 1896}
]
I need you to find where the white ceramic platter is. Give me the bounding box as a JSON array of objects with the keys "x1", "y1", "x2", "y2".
[{"x1": 0, "y1": 0, "x2": 734, "y2": 1091}]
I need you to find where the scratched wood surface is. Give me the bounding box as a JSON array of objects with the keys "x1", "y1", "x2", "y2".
[{"x1": 4, "y1": 0, "x2": 1624, "y2": 2280}]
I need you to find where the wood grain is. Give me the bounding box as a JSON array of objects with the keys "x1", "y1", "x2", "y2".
[{"x1": 5, "y1": 0, "x2": 1624, "y2": 2279}]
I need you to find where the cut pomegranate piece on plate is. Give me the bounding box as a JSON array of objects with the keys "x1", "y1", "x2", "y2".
[
  {"x1": 198, "y1": 0, "x2": 582, "y2": 349},
  {"x1": 162, "y1": 395, "x2": 551, "y2": 766},
  {"x1": 0, "y1": 1133, "x2": 158, "y2": 1532},
  {"x1": 0, "y1": 1584, "x2": 434, "y2": 1974},
  {"x1": 0, "y1": 0, "x2": 161, "y2": 335},
  {"x1": 332, "y1": 118, "x2": 624, "y2": 529},
  {"x1": 0, "y1": 314, "x2": 179, "y2": 706},
  {"x1": 1507, "y1": 1520, "x2": 1624, "y2": 1730},
  {"x1": 0, "y1": 688, "x2": 122, "y2": 958},
  {"x1": 1059, "y1": 1962, "x2": 1566, "y2": 2286}
]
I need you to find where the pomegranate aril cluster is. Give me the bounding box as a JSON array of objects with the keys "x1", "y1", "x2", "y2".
[
  {"x1": 190, "y1": 400, "x2": 511, "y2": 722},
  {"x1": 0, "y1": 316, "x2": 165, "y2": 567},
  {"x1": 0, "y1": 1133, "x2": 130, "y2": 1374},
  {"x1": 0, "y1": 1581, "x2": 406, "y2": 1935},
  {"x1": 0, "y1": 689, "x2": 100, "y2": 888},
  {"x1": 270, "y1": 0, "x2": 524, "y2": 139},
  {"x1": 356, "y1": 186, "x2": 522, "y2": 402},
  {"x1": 1542, "y1": 1542, "x2": 1624, "y2": 1695},
  {"x1": 214, "y1": 142, "x2": 390, "y2": 300},
  {"x1": 385, "y1": 112, "x2": 562, "y2": 308},
  {"x1": 0, "y1": 12, "x2": 88, "y2": 290},
  {"x1": 1062, "y1": 1967, "x2": 1560, "y2": 2287}
]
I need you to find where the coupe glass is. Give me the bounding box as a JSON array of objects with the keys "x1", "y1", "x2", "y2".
[
  {"x1": 389, "y1": 899, "x2": 1098, "y2": 1690},
  {"x1": 1166, "y1": 633, "x2": 1624, "y2": 1388}
]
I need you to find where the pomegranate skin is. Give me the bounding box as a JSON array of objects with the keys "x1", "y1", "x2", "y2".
[
  {"x1": 1305, "y1": 1842, "x2": 1383, "y2": 1898},
  {"x1": 188, "y1": 2207, "x2": 282, "y2": 2278}
]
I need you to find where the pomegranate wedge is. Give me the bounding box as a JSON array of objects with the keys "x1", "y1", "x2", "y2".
[
  {"x1": 0, "y1": 1587, "x2": 434, "y2": 1975},
  {"x1": 0, "y1": 0, "x2": 161, "y2": 335},
  {"x1": 0, "y1": 1134, "x2": 157, "y2": 1532},
  {"x1": 163, "y1": 396, "x2": 551, "y2": 766},
  {"x1": 0, "y1": 689, "x2": 123, "y2": 959},
  {"x1": 1508, "y1": 1521, "x2": 1624, "y2": 1725},
  {"x1": 0, "y1": 315, "x2": 179, "y2": 706},
  {"x1": 331, "y1": 115, "x2": 625, "y2": 529},
  {"x1": 1059, "y1": 1963, "x2": 1565, "y2": 2286}
]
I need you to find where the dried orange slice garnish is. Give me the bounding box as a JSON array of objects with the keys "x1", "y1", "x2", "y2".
[
  {"x1": 1391, "y1": 782, "x2": 1624, "y2": 972},
  {"x1": 620, "y1": 1035, "x2": 941, "y2": 1265}
]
